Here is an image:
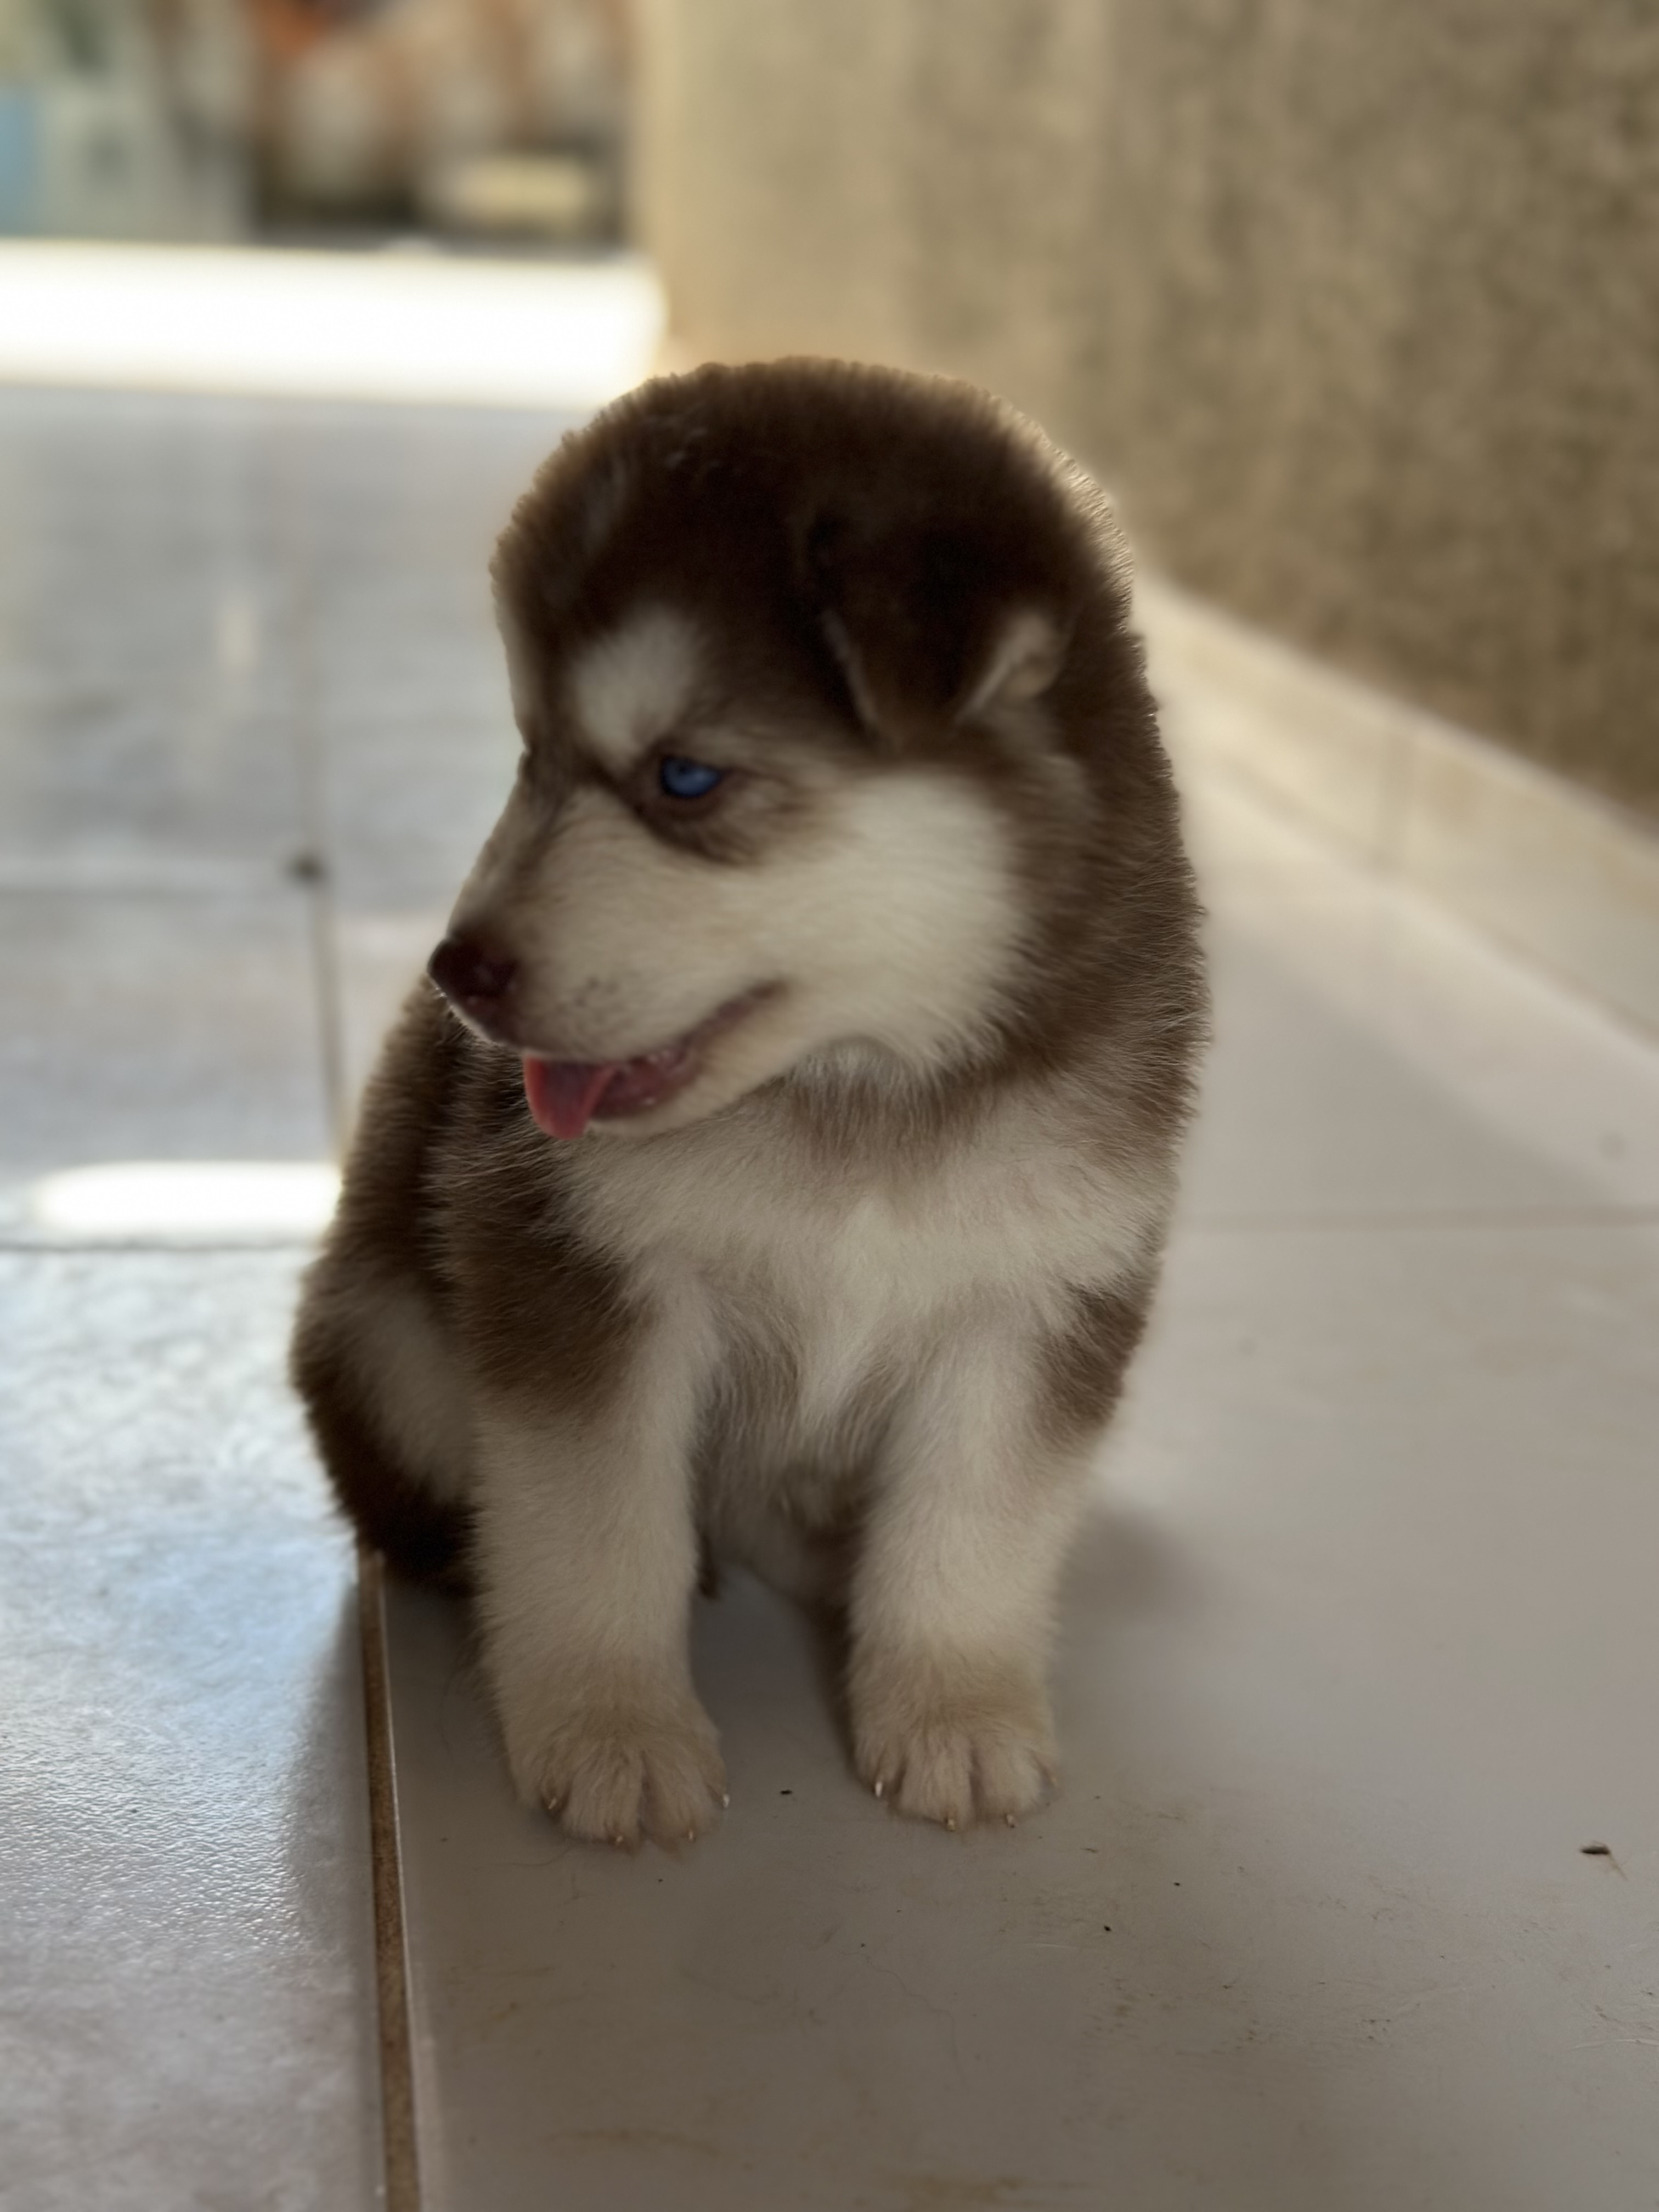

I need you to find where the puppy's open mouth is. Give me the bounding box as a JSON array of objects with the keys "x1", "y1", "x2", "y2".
[{"x1": 521, "y1": 989, "x2": 771, "y2": 1141}]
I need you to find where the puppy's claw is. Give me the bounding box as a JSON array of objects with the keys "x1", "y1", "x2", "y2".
[
  {"x1": 721, "y1": 1793, "x2": 731, "y2": 1808},
  {"x1": 852, "y1": 1672, "x2": 1056, "y2": 1830},
  {"x1": 1005, "y1": 1813, "x2": 1018, "y2": 1828},
  {"x1": 686, "y1": 1828, "x2": 697, "y2": 1843}
]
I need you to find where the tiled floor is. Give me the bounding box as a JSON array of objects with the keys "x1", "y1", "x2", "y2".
[
  {"x1": 4, "y1": 382, "x2": 1657, "y2": 2212},
  {"x1": 0, "y1": 386, "x2": 561, "y2": 2211}
]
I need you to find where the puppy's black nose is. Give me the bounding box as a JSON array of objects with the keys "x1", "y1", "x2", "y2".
[{"x1": 428, "y1": 934, "x2": 518, "y2": 1012}]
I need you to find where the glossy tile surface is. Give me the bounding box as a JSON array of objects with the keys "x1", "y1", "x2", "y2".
[
  {"x1": 0, "y1": 889, "x2": 329, "y2": 1219},
  {"x1": 0, "y1": 1251, "x2": 380, "y2": 2212},
  {"x1": 0, "y1": 392, "x2": 302, "y2": 891},
  {"x1": 336, "y1": 907, "x2": 449, "y2": 1120},
  {"x1": 0, "y1": 385, "x2": 574, "y2": 2211},
  {"x1": 1185, "y1": 871, "x2": 1659, "y2": 1224}
]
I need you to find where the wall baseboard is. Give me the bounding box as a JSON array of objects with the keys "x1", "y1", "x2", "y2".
[{"x1": 1138, "y1": 577, "x2": 1659, "y2": 1039}]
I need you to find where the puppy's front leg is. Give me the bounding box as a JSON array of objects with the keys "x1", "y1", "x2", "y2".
[
  {"x1": 850, "y1": 1294, "x2": 1143, "y2": 1829},
  {"x1": 471, "y1": 1296, "x2": 724, "y2": 1849}
]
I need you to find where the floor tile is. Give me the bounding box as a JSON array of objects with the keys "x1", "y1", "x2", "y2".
[
  {"x1": 0, "y1": 1250, "x2": 381, "y2": 2211},
  {"x1": 321, "y1": 717, "x2": 518, "y2": 916},
  {"x1": 335, "y1": 909, "x2": 448, "y2": 1122},
  {"x1": 1398, "y1": 712, "x2": 1659, "y2": 1039},
  {"x1": 0, "y1": 889, "x2": 330, "y2": 1224},
  {"x1": 1144, "y1": 569, "x2": 1659, "y2": 1041},
  {"x1": 281, "y1": 405, "x2": 566, "y2": 919},
  {"x1": 278, "y1": 402, "x2": 567, "y2": 642},
  {"x1": 1141, "y1": 575, "x2": 1403, "y2": 865},
  {"x1": 0, "y1": 393, "x2": 571, "y2": 900},
  {"x1": 380, "y1": 1217, "x2": 1659, "y2": 2212},
  {"x1": 1183, "y1": 866, "x2": 1659, "y2": 1226},
  {"x1": 1175, "y1": 768, "x2": 1371, "y2": 906},
  {"x1": 0, "y1": 697, "x2": 309, "y2": 896},
  {"x1": 0, "y1": 391, "x2": 306, "y2": 890}
]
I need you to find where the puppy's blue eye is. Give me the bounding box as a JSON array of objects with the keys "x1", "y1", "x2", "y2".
[{"x1": 658, "y1": 754, "x2": 726, "y2": 800}]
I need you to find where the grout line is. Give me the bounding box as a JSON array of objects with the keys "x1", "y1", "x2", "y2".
[
  {"x1": 270, "y1": 415, "x2": 417, "y2": 2205},
  {"x1": 357, "y1": 1547, "x2": 424, "y2": 2212},
  {"x1": 304, "y1": 874, "x2": 352, "y2": 1161},
  {"x1": 267, "y1": 413, "x2": 416, "y2": 2203},
  {"x1": 273, "y1": 412, "x2": 352, "y2": 1159}
]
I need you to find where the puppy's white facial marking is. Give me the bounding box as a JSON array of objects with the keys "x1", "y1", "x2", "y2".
[
  {"x1": 569, "y1": 606, "x2": 702, "y2": 776},
  {"x1": 495, "y1": 596, "x2": 540, "y2": 731},
  {"x1": 496, "y1": 766, "x2": 1024, "y2": 1111}
]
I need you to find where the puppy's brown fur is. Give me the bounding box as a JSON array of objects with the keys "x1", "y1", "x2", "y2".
[{"x1": 292, "y1": 359, "x2": 1206, "y2": 1847}]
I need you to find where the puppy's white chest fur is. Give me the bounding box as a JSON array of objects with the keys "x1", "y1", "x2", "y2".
[{"x1": 569, "y1": 1079, "x2": 1170, "y2": 1440}]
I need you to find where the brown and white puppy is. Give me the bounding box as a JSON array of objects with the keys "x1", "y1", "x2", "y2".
[{"x1": 292, "y1": 359, "x2": 1206, "y2": 1849}]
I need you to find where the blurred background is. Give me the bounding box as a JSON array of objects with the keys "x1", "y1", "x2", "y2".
[
  {"x1": 0, "y1": 0, "x2": 627, "y2": 245},
  {"x1": 1, "y1": 0, "x2": 1654, "y2": 819}
]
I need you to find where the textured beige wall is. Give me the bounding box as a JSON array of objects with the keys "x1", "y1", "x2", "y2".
[{"x1": 635, "y1": 1, "x2": 1659, "y2": 819}]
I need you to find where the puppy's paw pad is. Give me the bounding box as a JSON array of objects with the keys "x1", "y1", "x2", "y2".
[{"x1": 515, "y1": 1700, "x2": 726, "y2": 1851}]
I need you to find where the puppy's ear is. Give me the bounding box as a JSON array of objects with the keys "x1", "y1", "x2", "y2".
[
  {"x1": 799, "y1": 509, "x2": 1065, "y2": 744},
  {"x1": 961, "y1": 604, "x2": 1067, "y2": 717}
]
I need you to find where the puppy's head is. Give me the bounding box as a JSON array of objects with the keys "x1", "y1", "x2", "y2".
[{"x1": 430, "y1": 361, "x2": 1124, "y2": 1140}]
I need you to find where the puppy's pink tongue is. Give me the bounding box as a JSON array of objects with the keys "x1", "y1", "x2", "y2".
[{"x1": 522, "y1": 1057, "x2": 618, "y2": 1141}]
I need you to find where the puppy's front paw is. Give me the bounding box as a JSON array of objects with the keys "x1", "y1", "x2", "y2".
[
  {"x1": 851, "y1": 1658, "x2": 1056, "y2": 1829},
  {"x1": 505, "y1": 1692, "x2": 726, "y2": 1850}
]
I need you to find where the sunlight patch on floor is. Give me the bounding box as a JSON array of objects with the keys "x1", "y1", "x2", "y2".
[{"x1": 26, "y1": 1159, "x2": 340, "y2": 1240}]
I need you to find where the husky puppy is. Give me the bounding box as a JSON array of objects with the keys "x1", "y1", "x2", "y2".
[{"x1": 292, "y1": 359, "x2": 1206, "y2": 1849}]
